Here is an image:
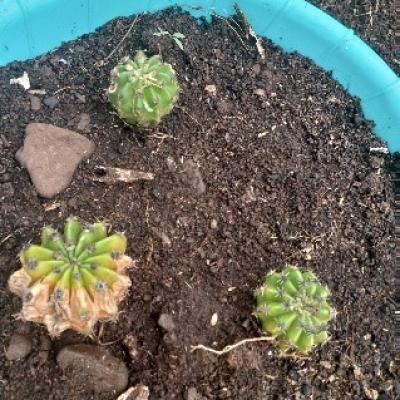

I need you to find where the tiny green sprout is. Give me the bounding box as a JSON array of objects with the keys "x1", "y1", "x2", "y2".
[
  {"x1": 8, "y1": 217, "x2": 134, "y2": 336},
  {"x1": 153, "y1": 28, "x2": 186, "y2": 51},
  {"x1": 107, "y1": 50, "x2": 180, "y2": 127},
  {"x1": 255, "y1": 265, "x2": 335, "y2": 354}
]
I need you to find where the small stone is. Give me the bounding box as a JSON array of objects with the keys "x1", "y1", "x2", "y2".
[
  {"x1": 43, "y1": 96, "x2": 59, "y2": 109},
  {"x1": 123, "y1": 335, "x2": 140, "y2": 361},
  {"x1": 210, "y1": 219, "x2": 218, "y2": 229},
  {"x1": 301, "y1": 384, "x2": 312, "y2": 396},
  {"x1": 29, "y1": 95, "x2": 42, "y2": 111},
  {"x1": 16, "y1": 123, "x2": 95, "y2": 198},
  {"x1": 152, "y1": 187, "x2": 162, "y2": 200},
  {"x1": 166, "y1": 156, "x2": 177, "y2": 171},
  {"x1": 76, "y1": 113, "x2": 91, "y2": 133},
  {"x1": 370, "y1": 156, "x2": 385, "y2": 169},
  {"x1": 216, "y1": 100, "x2": 231, "y2": 114},
  {"x1": 252, "y1": 64, "x2": 261, "y2": 75},
  {"x1": 117, "y1": 384, "x2": 149, "y2": 400},
  {"x1": 57, "y1": 344, "x2": 128, "y2": 394},
  {"x1": 320, "y1": 360, "x2": 332, "y2": 369},
  {"x1": 183, "y1": 159, "x2": 206, "y2": 195},
  {"x1": 5, "y1": 333, "x2": 32, "y2": 361},
  {"x1": 186, "y1": 387, "x2": 201, "y2": 400},
  {"x1": 158, "y1": 314, "x2": 175, "y2": 332},
  {"x1": 205, "y1": 84, "x2": 217, "y2": 96},
  {"x1": 254, "y1": 88, "x2": 266, "y2": 97},
  {"x1": 160, "y1": 232, "x2": 171, "y2": 246},
  {"x1": 75, "y1": 93, "x2": 86, "y2": 103}
]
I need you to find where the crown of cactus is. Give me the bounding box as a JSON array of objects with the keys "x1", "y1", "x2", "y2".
[
  {"x1": 8, "y1": 218, "x2": 133, "y2": 336},
  {"x1": 255, "y1": 266, "x2": 335, "y2": 353},
  {"x1": 107, "y1": 51, "x2": 179, "y2": 127}
]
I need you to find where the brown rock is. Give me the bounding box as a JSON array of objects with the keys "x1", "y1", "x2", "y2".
[
  {"x1": 16, "y1": 123, "x2": 95, "y2": 198},
  {"x1": 123, "y1": 334, "x2": 140, "y2": 361},
  {"x1": 77, "y1": 113, "x2": 91, "y2": 133},
  {"x1": 254, "y1": 88, "x2": 266, "y2": 97},
  {"x1": 186, "y1": 387, "x2": 203, "y2": 400},
  {"x1": 57, "y1": 344, "x2": 128, "y2": 394},
  {"x1": 158, "y1": 314, "x2": 175, "y2": 332},
  {"x1": 117, "y1": 384, "x2": 149, "y2": 400},
  {"x1": 183, "y1": 160, "x2": 206, "y2": 195},
  {"x1": 5, "y1": 333, "x2": 33, "y2": 361}
]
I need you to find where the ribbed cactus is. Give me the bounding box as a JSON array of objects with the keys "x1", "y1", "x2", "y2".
[
  {"x1": 107, "y1": 51, "x2": 179, "y2": 127},
  {"x1": 8, "y1": 218, "x2": 133, "y2": 336},
  {"x1": 255, "y1": 266, "x2": 334, "y2": 353}
]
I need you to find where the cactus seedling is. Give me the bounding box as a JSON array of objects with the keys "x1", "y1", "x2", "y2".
[
  {"x1": 8, "y1": 218, "x2": 133, "y2": 336},
  {"x1": 255, "y1": 266, "x2": 334, "y2": 353},
  {"x1": 107, "y1": 51, "x2": 179, "y2": 127}
]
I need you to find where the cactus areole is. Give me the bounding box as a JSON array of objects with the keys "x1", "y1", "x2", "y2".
[
  {"x1": 8, "y1": 218, "x2": 133, "y2": 336},
  {"x1": 107, "y1": 51, "x2": 179, "y2": 127},
  {"x1": 255, "y1": 266, "x2": 335, "y2": 353}
]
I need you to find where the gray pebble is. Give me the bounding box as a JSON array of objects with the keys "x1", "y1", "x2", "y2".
[{"x1": 5, "y1": 333, "x2": 33, "y2": 361}]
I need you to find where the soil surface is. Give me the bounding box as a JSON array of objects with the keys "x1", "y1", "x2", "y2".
[
  {"x1": 310, "y1": 0, "x2": 399, "y2": 75},
  {"x1": 0, "y1": 5, "x2": 398, "y2": 400}
]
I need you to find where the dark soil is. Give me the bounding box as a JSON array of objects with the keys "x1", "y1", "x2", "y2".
[
  {"x1": 310, "y1": 0, "x2": 399, "y2": 75},
  {"x1": 0, "y1": 5, "x2": 398, "y2": 400}
]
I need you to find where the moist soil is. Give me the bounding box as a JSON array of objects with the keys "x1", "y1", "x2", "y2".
[{"x1": 0, "y1": 5, "x2": 398, "y2": 400}]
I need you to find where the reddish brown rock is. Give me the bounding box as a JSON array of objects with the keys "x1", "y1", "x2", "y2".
[
  {"x1": 16, "y1": 123, "x2": 95, "y2": 198},
  {"x1": 57, "y1": 344, "x2": 128, "y2": 394}
]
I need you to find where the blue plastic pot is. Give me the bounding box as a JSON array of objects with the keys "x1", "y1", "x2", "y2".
[{"x1": 1, "y1": 0, "x2": 399, "y2": 151}]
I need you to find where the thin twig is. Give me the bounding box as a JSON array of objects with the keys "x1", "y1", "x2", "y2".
[
  {"x1": 0, "y1": 234, "x2": 13, "y2": 245},
  {"x1": 190, "y1": 336, "x2": 274, "y2": 355},
  {"x1": 176, "y1": 106, "x2": 204, "y2": 130},
  {"x1": 144, "y1": 200, "x2": 154, "y2": 265},
  {"x1": 212, "y1": 14, "x2": 249, "y2": 52},
  {"x1": 105, "y1": 16, "x2": 140, "y2": 62}
]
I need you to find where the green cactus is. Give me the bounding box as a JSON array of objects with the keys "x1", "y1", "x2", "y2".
[
  {"x1": 107, "y1": 51, "x2": 179, "y2": 127},
  {"x1": 255, "y1": 266, "x2": 335, "y2": 353},
  {"x1": 8, "y1": 217, "x2": 133, "y2": 336}
]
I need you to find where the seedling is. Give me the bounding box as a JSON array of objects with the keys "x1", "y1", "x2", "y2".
[
  {"x1": 153, "y1": 28, "x2": 186, "y2": 51},
  {"x1": 107, "y1": 50, "x2": 179, "y2": 127},
  {"x1": 255, "y1": 265, "x2": 335, "y2": 353},
  {"x1": 8, "y1": 218, "x2": 133, "y2": 336}
]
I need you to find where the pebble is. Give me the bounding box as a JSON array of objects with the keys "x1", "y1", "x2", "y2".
[
  {"x1": 205, "y1": 84, "x2": 217, "y2": 96},
  {"x1": 143, "y1": 294, "x2": 152, "y2": 302},
  {"x1": 123, "y1": 335, "x2": 140, "y2": 361},
  {"x1": 320, "y1": 360, "x2": 332, "y2": 369},
  {"x1": 75, "y1": 93, "x2": 86, "y2": 103},
  {"x1": 43, "y1": 96, "x2": 59, "y2": 109},
  {"x1": 16, "y1": 123, "x2": 95, "y2": 198},
  {"x1": 183, "y1": 159, "x2": 206, "y2": 195},
  {"x1": 57, "y1": 344, "x2": 129, "y2": 394},
  {"x1": 158, "y1": 314, "x2": 175, "y2": 332},
  {"x1": 301, "y1": 384, "x2": 312, "y2": 396},
  {"x1": 252, "y1": 64, "x2": 261, "y2": 75},
  {"x1": 5, "y1": 333, "x2": 33, "y2": 361},
  {"x1": 210, "y1": 219, "x2": 218, "y2": 229},
  {"x1": 186, "y1": 387, "x2": 201, "y2": 400},
  {"x1": 29, "y1": 95, "x2": 42, "y2": 111},
  {"x1": 254, "y1": 88, "x2": 266, "y2": 97},
  {"x1": 76, "y1": 113, "x2": 91, "y2": 133},
  {"x1": 117, "y1": 384, "x2": 149, "y2": 400}
]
